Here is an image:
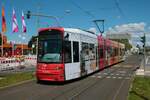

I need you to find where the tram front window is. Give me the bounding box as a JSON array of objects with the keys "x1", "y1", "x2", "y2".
[{"x1": 38, "y1": 31, "x2": 62, "y2": 63}]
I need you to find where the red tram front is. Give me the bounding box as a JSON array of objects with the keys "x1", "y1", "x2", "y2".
[
  {"x1": 36, "y1": 27, "x2": 125, "y2": 82},
  {"x1": 36, "y1": 28, "x2": 65, "y2": 81}
]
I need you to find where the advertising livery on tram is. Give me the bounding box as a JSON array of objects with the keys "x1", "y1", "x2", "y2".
[{"x1": 36, "y1": 27, "x2": 125, "y2": 82}]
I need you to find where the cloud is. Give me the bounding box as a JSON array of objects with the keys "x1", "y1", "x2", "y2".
[
  {"x1": 107, "y1": 22, "x2": 146, "y2": 34},
  {"x1": 106, "y1": 22, "x2": 150, "y2": 46},
  {"x1": 88, "y1": 27, "x2": 97, "y2": 33}
]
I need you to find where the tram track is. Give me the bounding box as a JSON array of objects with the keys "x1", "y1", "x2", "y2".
[
  {"x1": 0, "y1": 55, "x2": 142, "y2": 100},
  {"x1": 50, "y1": 61, "x2": 137, "y2": 100},
  {"x1": 68, "y1": 58, "x2": 141, "y2": 100},
  {"x1": 69, "y1": 64, "x2": 129, "y2": 100}
]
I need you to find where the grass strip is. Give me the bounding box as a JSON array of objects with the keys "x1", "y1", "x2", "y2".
[
  {"x1": 128, "y1": 76, "x2": 150, "y2": 100},
  {"x1": 0, "y1": 72, "x2": 35, "y2": 88}
]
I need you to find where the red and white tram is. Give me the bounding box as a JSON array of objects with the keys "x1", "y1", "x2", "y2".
[{"x1": 36, "y1": 27, "x2": 125, "y2": 82}]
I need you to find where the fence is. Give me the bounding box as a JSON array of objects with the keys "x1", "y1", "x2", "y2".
[
  {"x1": 0, "y1": 55, "x2": 37, "y2": 72},
  {"x1": 24, "y1": 55, "x2": 37, "y2": 66}
]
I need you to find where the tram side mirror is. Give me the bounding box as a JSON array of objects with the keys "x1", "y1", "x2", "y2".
[{"x1": 64, "y1": 33, "x2": 69, "y2": 40}]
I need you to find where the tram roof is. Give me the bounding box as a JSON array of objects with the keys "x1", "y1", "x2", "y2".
[{"x1": 64, "y1": 28, "x2": 97, "y2": 38}]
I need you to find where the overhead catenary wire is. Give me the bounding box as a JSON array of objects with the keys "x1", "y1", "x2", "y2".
[
  {"x1": 68, "y1": 0, "x2": 95, "y2": 19},
  {"x1": 67, "y1": 0, "x2": 106, "y2": 34},
  {"x1": 114, "y1": 0, "x2": 125, "y2": 17}
]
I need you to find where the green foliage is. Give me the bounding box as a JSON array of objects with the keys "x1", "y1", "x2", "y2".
[
  {"x1": 110, "y1": 39, "x2": 132, "y2": 50},
  {"x1": 28, "y1": 36, "x2": 38, "y2": 54},
  {"x1": 0, "y1": 72, "x2": 35, "y2": 88},
  {"x1": 28, "y1": 36, "x2": 38, "y2": 48},
  {"x1": 128, "y1": 76, "x2": 150, "y2": 100}
]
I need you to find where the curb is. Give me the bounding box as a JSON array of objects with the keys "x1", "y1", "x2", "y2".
[{"x1": 0, "y1": 78, "x2": 36, "y2": 90}]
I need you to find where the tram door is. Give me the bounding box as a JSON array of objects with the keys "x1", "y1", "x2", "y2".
[
  {"x1": 80, "y1": 42, "x2": 88, "y2": 76},
  {"x1": 64, "y1": 41, "x2": 81, "y2": 80}
]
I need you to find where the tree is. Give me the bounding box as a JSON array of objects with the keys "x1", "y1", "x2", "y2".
[
  {"x1": 28, "y1": 36, "x2": 38, "y2": 54},
  {"x1": 110, "y1": 39, "x2": 132, "y2": 50}
]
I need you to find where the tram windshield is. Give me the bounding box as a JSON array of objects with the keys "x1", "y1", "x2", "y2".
[{"x1": 38, "y1": 30, "x2": 63, "y2": 63}]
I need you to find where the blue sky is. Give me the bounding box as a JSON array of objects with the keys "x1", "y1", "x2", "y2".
[{"x1": 0, "y1": 0, "x2": 150, "y2": 46}]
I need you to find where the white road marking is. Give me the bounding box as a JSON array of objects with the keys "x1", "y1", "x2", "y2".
[
  {"x1": 97, "y1": 76, "x2": 102, "y2": 78},
  {"x1": 118, "y1": 77, "x2": 122, "y2": 79},
  {"x1": 103, "y1": 73, "x2": 108, "y2": 75},
  {"x1": 106, "y1": 76, "x2": 111, "y2": 78},
  {"x1": 113, "y1": 77, "x2": 116, "y2": 79},
  {"x1": 116, "y1": 74, "x2": 119, "y2": 76},
  {"x1": 112, "y1": 80, "x2": 126, "y2": 100},
  {"x1": 111, "y1": 73, "x2": 114, "y2": 75},
  {"x1": 121, "y1": 74, "x2": 125, "y2": 76},
  {"x1": 118, "y1": 71, "x2": 126, "y2": 74}
]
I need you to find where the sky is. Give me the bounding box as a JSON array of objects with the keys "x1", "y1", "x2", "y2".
[{"x1": 0, "y1": 0, "x2": 150, "y2": 46}]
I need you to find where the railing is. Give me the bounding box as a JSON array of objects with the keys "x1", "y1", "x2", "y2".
[{"x1": 0, "y1": 55, "x2": 37, "y2": 73}]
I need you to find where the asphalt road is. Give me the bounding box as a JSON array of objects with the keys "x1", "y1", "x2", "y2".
[{"x1": 0, "y1": 55, "x2": 142, "y2": 100}]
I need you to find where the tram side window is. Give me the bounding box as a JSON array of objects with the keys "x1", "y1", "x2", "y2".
[
  {"x1": 110, "y1": 47, "x2": 114, "y2": 57},
  {"x1": 99, "y1": 48, "x2": 103, "y2": 58},
  {"x1": 115, "y1": 48, "x2": 118, "y2": 56},
  {"x1": 64, "y1": 41, "x2": 72, "y2": 63},
  {"x1": 81, "y1": 42, "x2": 89, "y2": 61},
  {"x1": 73, "y1": 41, "x2": 79, "y2": 62},
  {"x1": 89, "y1": 44, "x2": 95, "y2": 60},
  {"x1": 107, "y1": 46, "x2": 111, "y2": 58},
  {"x1": 114, "y1": 48, "x2": 117, "y2": 56},
  {"x1": 120, "y1": 48, "x2": 122, "y2": 56},
  {"x1": 122, "y1": 49, "x2": 125, "y2": 56}
]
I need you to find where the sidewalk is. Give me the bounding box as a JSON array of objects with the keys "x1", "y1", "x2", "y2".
[{"x1": 136, "y1": 56, "x2": 150, "y2": 76}]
